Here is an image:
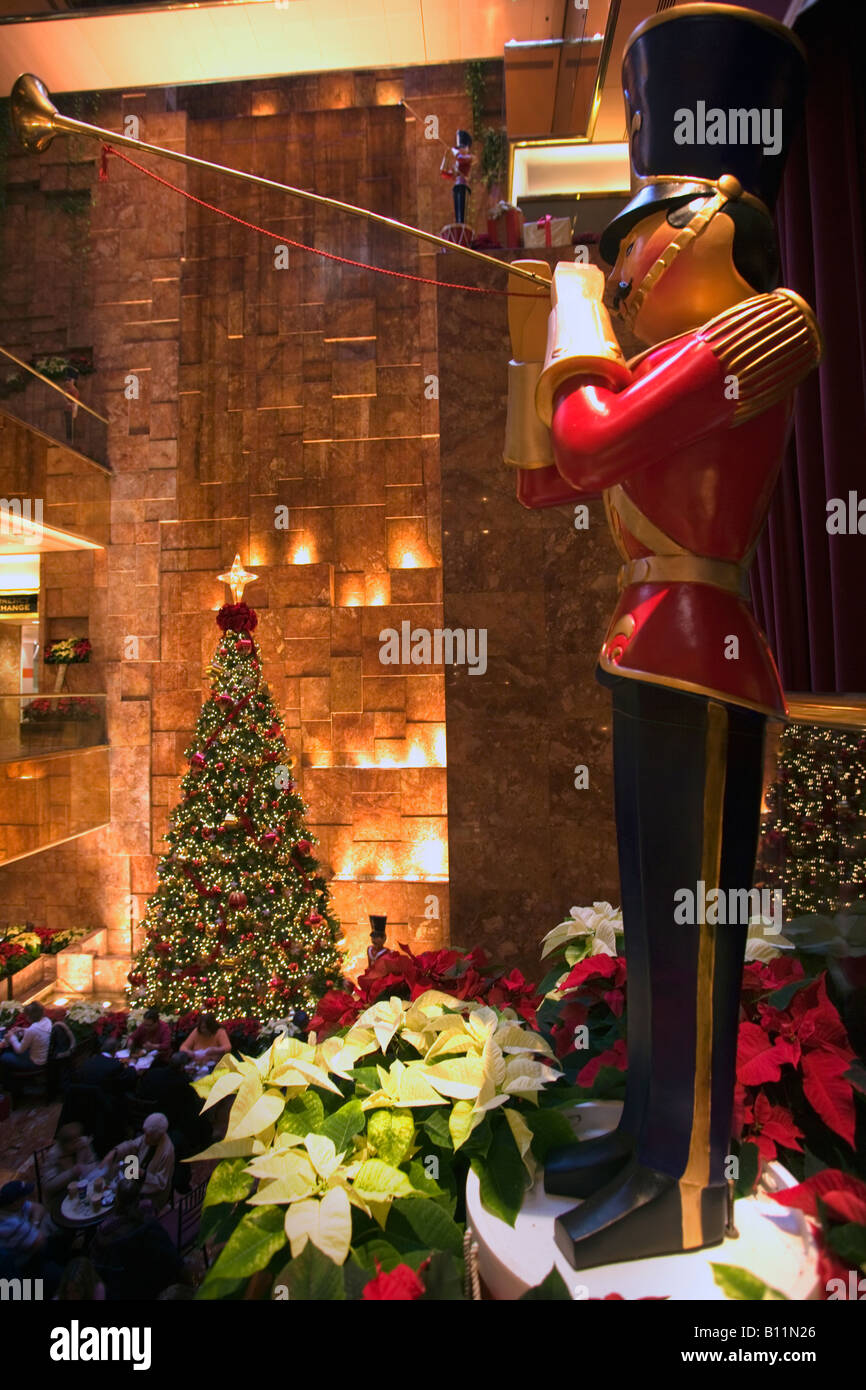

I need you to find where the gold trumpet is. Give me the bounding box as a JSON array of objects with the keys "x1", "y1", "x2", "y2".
[{"x1": 9, "y1": 73, "x2": 549, "y2": 290}]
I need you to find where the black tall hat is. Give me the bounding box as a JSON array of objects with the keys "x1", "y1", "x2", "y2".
[{"x1": 599, "y1": 3, "x2": 807, "y2": 265}]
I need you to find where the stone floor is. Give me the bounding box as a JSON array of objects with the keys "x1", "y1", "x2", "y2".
[{"x1": 0, "y1": 1097, "x2": 62, "y2": 1187}]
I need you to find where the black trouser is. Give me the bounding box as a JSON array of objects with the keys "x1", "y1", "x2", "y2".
[{"x1": 599, "y1": 669, "x2": 766, "y2": 1185}]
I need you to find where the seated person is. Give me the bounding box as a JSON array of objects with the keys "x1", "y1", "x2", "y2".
[
  {"x1": 128, "y1": 1008, "x2": 172, "y2": 1063},
  {"x1": 54, "y1": 1255, "x2": 106, "y2": 1302},
  {"x1": 91, "y1": 1180, "x2": 185, "y2": 1301},
  {"x1": 104, "y1": 1112, "x2": 175, "y2": 1213},
  {"x1": 76, "y1": 1038, "x2": 136, "y2": 1095},
  {"x1": 41, "y1": 1122, "x2": 98, "y2": 1198},
  {"x1": 0, "y1": 1180, "x2": 49, "y2": 1271},
  {"x1": 0, "y1": 1179, "x2": 64, "y2": 1295},
  {"x1": 137, "y1": 1052, "x2": 211, "y2": 1153},
  {"x1": 50, "y1": 1017, "x2": 76, "y2": 1062},
  {"x1": 0, "y1": 1002, "x2": 52, "y2": 1079},
  {"x1": 179, "y1": 1012, "x2": 231, "y2": 1066}
]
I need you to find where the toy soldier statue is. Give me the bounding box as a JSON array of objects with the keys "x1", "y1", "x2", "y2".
[
  {"x1": 366, "y1": 915, "x2": 389, "y2": 968},
  {"x1": 440, "y1": 129, "x2": 474, "y2": 235},
  {"x1": 504, "y1": 4, "x2": 821, "y2": 1267}
]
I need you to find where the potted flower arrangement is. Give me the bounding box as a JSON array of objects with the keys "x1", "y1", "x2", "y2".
[
  {"x1": 21, "y1": 696, "x2": 102, "y2": 743},
  {"x1": 0, "y1": 924, "x2": 89, "y2": 998},
  {"x1": 44, "y1": 634, "x2": 92, "y2": 695},
  {"x1": 44, "y1": 637, "x2": 92, "y2": 665}
]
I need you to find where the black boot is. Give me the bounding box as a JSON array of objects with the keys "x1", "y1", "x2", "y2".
[
  {"x1": 555, "y1": 1160, "x2": 728, "y2": 1268},
  {"x1": 544, "y1": 675, "x2": 651, "y2": 1200},
  {"x1": 544, "y1": 1128, "x2": 636, "y2": 1199},
  {"x1": 553, "y1": 686, "x2": 766, "y2": 1269}
]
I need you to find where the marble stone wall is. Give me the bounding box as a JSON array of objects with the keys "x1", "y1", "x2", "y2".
[
  {"x1": 437, "y1": 250, "x2": 622, "y2": 974},
  {"x1": 0, "y1": 64, "x2": 502, "y2": 970}
]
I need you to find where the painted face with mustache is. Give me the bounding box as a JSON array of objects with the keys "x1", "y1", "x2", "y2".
[{"x1": 605, "y1": 199, "x2": 752, "y2": 346}]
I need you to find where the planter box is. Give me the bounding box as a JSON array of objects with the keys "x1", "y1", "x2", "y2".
[{"x1": 4, "y1": 954, "x2": 55, "y2": 1001}]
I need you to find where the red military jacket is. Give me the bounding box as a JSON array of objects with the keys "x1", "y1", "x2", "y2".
[{"x1": 517, "y1": 291, "x2": 822, "y2": 716}]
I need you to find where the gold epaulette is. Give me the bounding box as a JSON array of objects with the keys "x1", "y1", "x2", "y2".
[{"x1": 698, "y1": 290, "x2": 822, "y2": 424}]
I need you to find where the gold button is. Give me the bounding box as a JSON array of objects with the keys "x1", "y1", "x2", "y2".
[{"x1": 718, "y1": 174, "x2": 743, "y2": 200}]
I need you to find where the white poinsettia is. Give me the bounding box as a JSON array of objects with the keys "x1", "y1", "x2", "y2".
[
  {"x1": 283, "y1": 1186, "x2": 353, "y2": 1265},
  {"x1": 422, "y1": 1028, "x2": 560, "y2": 1138},
  {"x1": 744, "y1": 914, "x2": 795, "y2": 962},
  {"x1": 361, "y1": 1057, "x2": 446, "y2": 1110},
  {"x1": 541, "y1": 902, "x2": 623, "y2": 960},
  {"x1": 246, "y1": 1133, "x2": 370, "y2": 1263},
  {"x1": 353, "y1": 996, "x2": 407, "y2": 1053}
]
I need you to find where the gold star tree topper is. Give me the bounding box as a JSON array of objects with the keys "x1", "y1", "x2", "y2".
[{"x1": 218, "y1": 554, "x2": 258, "y2": 603}]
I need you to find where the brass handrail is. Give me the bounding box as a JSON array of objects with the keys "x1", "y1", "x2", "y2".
[
  {"x1": 786, "y1": 694, "x2": 866, "y2": 731},
  {"x1": 0, "y1": 345, "x2": 109, "y2": 425}
]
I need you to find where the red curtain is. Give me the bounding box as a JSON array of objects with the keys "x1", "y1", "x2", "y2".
[{"x1": 751, "y1": 0, "x2": 866, "y2": 693}]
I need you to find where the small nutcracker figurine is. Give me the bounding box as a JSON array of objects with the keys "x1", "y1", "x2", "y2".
[
  {"x1": 440, "y1": 129, "x2": 474, "y2": 228},
  {"x1": 366, "y1": 915, "x2": 388, "y2": 968},
  {"x1": 504, "y1": 4, "x2": 820, "y2": 1268}
]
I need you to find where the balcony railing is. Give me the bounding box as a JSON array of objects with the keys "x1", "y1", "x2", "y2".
[
  {"x1": 0, "y1": 693, "x2": 108, "y2": 764},
  {"x1": 0, "y1": 347, "x2": 109, "y2": 471}
]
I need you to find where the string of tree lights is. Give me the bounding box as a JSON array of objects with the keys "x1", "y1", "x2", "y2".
[
  {"x1": 129, "y1": 559, "x2": 344, "y2": 1018},
  {"x1": 757, "y1": 723, "x2": 866, "y2": 918}
]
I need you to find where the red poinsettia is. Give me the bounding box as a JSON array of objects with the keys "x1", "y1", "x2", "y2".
[
  {"x1": 577, "y1": 1037, "x2": 627, "y2": 1088},
  {"x1": 736, "y1": 967, "x2": 858, "y2": 1147},
  {"x1": 308, "y1": 945, "x2": 542, "y2": 1041},
  {"x1": 740, "y1": 954, "x2": 804, "y2": 1001},
  {"x1": 769, "y1": 1169, "x2": 866, "y2": 1225},
  {"x1": 590, "y1": 1293, "x2": 669, "y2": 1300},
  {"x1": 738, "y1": 1091, "x2": 803, "y2": 1162},
  {"x1": 769, "y1": 1170, "x2": 866, "y2": 1297},
  {"x1": 558, "y1": 953, "x2": 627, "y2": 1018},
  {"x1": 308, "y1": 989, "x2": 361, "y2": 1037},
  {"x1": 361, "y1": 1262, "x2": 427, "y2": 1300}
]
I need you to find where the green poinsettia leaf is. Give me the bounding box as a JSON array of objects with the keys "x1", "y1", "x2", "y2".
[
  {"x1": 710, "y1": 1263, "x2": 787, "y2": 1301},
  {"x1": 367, "y1": 1109, "x2": 416, "y2": 1167},
  {"x1": 318, "y1": 1098, "x2": 366, "y2": 1156},
  {"x1": 519, "y1": 1267, "x2": 572, "y2": 1300},
  {"x1": 272, "y1": 1241, "x2": 345, "y2": 1301},
  {"x1": 734, "y1": 1140, "x2": 760, "y2": 1198},
  {"x1": 202, "y1": 1158, "x2": 256, "y2": 1210},
  {"x1": 422, "y1": 1110, "x2": 455, "y2": 1150},
  {"x1": 277, "y1": 1091, "x2": 325, "y2": 1137},
  {"x1": 460, "y1": 1115, "x2": 493, "y2": 1160},
  {"x1": 827, "y1": 1222, "x2": 866, "y2": 1267},
  {"x1": 766, "y1": 977, "x2": 812, "y2": 1009},
  {"x1": 198, "y1": 1203, "x2": 241, "y2": 1246},
  {"x1": 348, "y1": 1066, "x2": 384, "y2": 1095},
  {"x1": 394, "y1": 1196, "x2": 463, "y2": 1256},
  {"x1": 471, "y1": 1123, "x2": 526, "y2": 1228},
  {"x1": 419, "y1": 1251, "x2": 465, "y2": 1301},
  {"x1": 343, "y1": 1257, "x2": 372, "y2": 1300},
  {"x1": 353, "y1": 1158, "x2": 416, "y2": 1200},
  {"x1": 523, "y1": 1107, "x2": 576, "y2": 1162},
  {"x1": 351, "y1": 1239, "x2": 414, "y2": 1272},
  {"x1": 195, "y1": 1276, "x2": 247, "y2": 1301},
  {"x1": 405, "y1": 1158, "x2": 453, "y2": 1207},
  {"x1": 202, "y1": 1205, "x2": 287, "y2": 1285}
]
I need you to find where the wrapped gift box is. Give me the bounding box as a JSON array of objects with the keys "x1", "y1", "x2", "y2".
[
  {"x1": 524, "y1": 214, "x2": 573, "y2": 249},
  {"x1": 487, "y1": 203, "x2": 524, "y2": 249}
]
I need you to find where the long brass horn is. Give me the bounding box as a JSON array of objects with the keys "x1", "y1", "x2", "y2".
[{"x1": 9, "y1": 72, "x2": 550, "y2": 289}]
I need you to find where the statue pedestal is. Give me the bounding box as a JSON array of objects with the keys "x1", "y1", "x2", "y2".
[{"x1": 466, "y1": 1102, "x2": 821, "y2": 1300}]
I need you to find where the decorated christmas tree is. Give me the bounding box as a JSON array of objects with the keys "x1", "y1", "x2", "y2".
[
  {"x1": 129, "y1": 557, "x2": 344, "y2": 1019},
  {"x1": 756, "y1": 723, "x2": 866, "y2": 918}
]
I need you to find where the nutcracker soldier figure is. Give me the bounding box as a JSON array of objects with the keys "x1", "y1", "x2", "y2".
[
  {"x1": 440, "y1": 129, "x2": 474, "y2": 236},
  {"x1": 504, "y1": 4, "x2": 821, "y2": 1268}
]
